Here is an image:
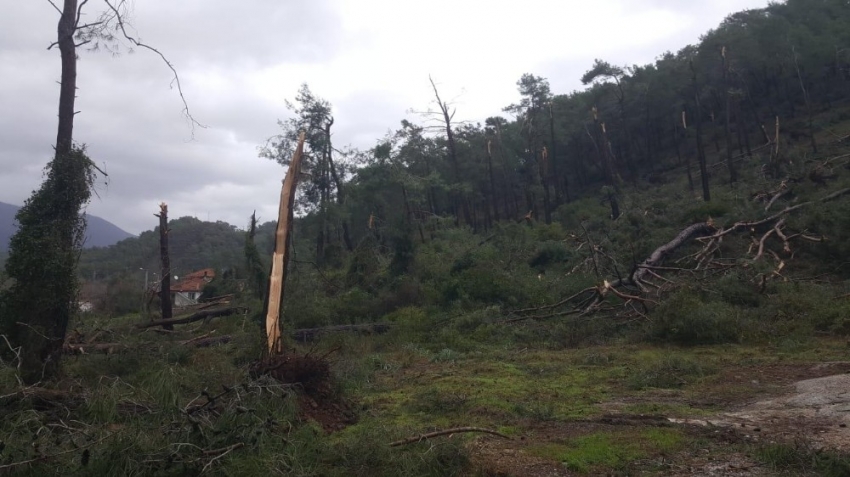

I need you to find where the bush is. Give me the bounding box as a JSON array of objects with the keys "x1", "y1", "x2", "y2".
[
  {"x1": 679, "y1": 202, "x2": 730, "y2": 224},
  {"x1": 528, "y1": 241, "x2": 572, "y2": 270},
  {"x1": 649, "y1": 291, "x2": 742, "y2": 345}
]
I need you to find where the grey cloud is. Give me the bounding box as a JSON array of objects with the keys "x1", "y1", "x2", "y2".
[{"x1": 120, "y1": 0, "x2": 343, "y2": 68}]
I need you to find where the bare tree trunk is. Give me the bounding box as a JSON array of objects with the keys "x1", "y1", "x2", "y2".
[
  {"x1": 792, "y1": 46, "x2": 818, "y2": 154},
  {"x1": 265, "y1": 133, "x2": 306, "y2": 355},
  {"x1": 486, "y1": 140, "x2": 500, "y2": 221},
  {"x1": 541, "y1": 148, "x2": 552, "y2": 224},
  {"x1": 722, "y1": 47, "x2": 738, "y2": 183},
  {"x1": 430, "y1": 76, "x2": 472, "y2": 227},
  {"x1": 548, "y1": 103, "x2": 565, "y2": 204},
  {"x1": 55, "y1": 0, "x2": 77, "y2": 158},
  {"x1": 323, "y1": 118, "x2": 353, "y2": 251},
  {"x1": 679, "y1": 112, "x2": 695, "y2": 192},
  {"x1": 690, "y1": 60, "x2": 711, "y2": 201},
  {"x1": 156, "y1": 203, "x2": 173, "y2": 330}
]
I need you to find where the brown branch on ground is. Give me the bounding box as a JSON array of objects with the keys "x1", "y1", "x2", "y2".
[
  {"x1": 136, "y1": 307, "x2": 247, "y2": 330},
  {"x1": 512, "y1": 186, "x2": 850, "y2": 322},
  {"x1": 389, "y1": 427, "x2": 511, "y2": 447},
  {"x1": 0, "y1": 432, "x2": 114, "y2": 471},
  {"x1": 764, "y1": 183, "x2": 790, "y2": 211}
]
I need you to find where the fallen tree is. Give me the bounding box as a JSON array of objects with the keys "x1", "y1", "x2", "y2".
[
  {"x1": 136, "y1": 307, "x2": 247, "y2": 330},
  {"x1": 512, "y1": 185, "x2": 850, "y2": 320}
]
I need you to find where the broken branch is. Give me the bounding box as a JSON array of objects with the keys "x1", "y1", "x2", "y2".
[{"x1": 389, "y1": 427, "x2": 511, "y2": 447}]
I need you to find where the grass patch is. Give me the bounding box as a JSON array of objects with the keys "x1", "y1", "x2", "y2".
[
  {"x1": 627, "y1": 353, "x2": 712, "y2": 390},
  {"x1": 756, "y1": 442, "x2": 850, "y2": 477},
  {"x1": 530, "y1": 428, "x2": 685, "y2": 473}
]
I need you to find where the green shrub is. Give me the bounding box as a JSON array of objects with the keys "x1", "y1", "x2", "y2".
[
  {"x1": 679, "y1": 202, "x2": 730, "y2": 224},
  {"x1": 529, "y1": 241, "x2": 572, "y2": 270},
  {"x1": 649, "y1": 291, "x2": 741, "y2": 345}
]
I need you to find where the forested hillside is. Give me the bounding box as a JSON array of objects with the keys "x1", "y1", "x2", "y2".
[
  {"x1": 267, "y1": 0, "x2": 849, "y2": 255},
  {"x1": 85, "y1": 0, "x2": 850, "y2": 284},
  {"x1": 77, "y1": 216, "x2": 274, "y2": 281}
]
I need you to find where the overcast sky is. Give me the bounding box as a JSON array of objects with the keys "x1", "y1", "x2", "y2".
[{"x1": 1, "y1": 0, "x2": 770, "y2": 235}]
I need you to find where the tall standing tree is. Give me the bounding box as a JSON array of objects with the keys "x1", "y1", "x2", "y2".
[
  {"x1": 0, "y1": 0, "x2": 196, "y2": 383},
  {"x1": 427, "y1": 76, "x2": 472, "y2": 228},
  {"x1": 261, "y1": 85, "x2": 353, "y2": 263},
  {"x1": 504, "y1": 74, "x2": 554, "y2": 223}
]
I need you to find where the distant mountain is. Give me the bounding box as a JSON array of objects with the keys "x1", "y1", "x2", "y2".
[{"x1": 0, "y1": 201, "x2": 134, "y2": 252}]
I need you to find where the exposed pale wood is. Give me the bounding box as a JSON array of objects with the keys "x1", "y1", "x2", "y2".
[{"x1": 266, "y1": 132, "x2": 306, "y2": 355}]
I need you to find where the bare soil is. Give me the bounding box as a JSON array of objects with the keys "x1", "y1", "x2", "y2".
[{"x1": 468, "y1": 362, "x2": 850, "y2": 476}]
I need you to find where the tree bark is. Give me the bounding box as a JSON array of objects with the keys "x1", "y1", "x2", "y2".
[
  {"x1": 486, "y1": 140, "x2": 500, "y2": 221},
  {"x1": 136, "y1": 307, "x2": 247, "y2": 329},
  {"x1": 324, "y1": 118, "x2": 353, "y2": 251},
  {"x1": 55, "y1": 0, "x2": 78, "y2": 159},
  {"x1": 430, "y1": 76, "x2": 472, "y2": 228},
  {"x1": 722, "y1": 47, "x2": 738, "y2": 183},
  {"x1": 265, "y1": 133, "x2": 306, "y2": 355},
  {"x1": 690, "y1": 60, "x2": 711, "y2": 201},
  {"x1": 156, "y1": 203, "x2": 173, "y2": 330}
]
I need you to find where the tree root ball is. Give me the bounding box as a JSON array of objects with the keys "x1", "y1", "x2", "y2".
[{"x1": 249, "y1": 353, "x2": 331, "y2": 396}]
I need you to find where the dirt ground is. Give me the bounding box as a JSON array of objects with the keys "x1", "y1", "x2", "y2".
[{"x1": 468, "y1": 362, "x2": 850, "y2": 476}]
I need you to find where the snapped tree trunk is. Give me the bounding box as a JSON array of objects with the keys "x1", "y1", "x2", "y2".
[
  {"x1": 690, "y1": 59, "x2": 711, "y2": 201},
  {"x1": 156, "y1": 203, "x2": 173, "y2": 330},
  {"x1": 722, "y1": 47, "x2": 738, "y2": 183},
  {"x1": 430, "y1": 76, "x2": 472, "y2": 228},
  {"x1": 265, "y1": 132, "x2": 306, "y2": 355}
]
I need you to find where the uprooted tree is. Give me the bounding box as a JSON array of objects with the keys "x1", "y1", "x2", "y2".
[
  {"x1": 0, "y1": 0, "x2": 197, "y2": 384},
  {"x1": 511, "y1": 183, "x2": 850, "y2": 322}
]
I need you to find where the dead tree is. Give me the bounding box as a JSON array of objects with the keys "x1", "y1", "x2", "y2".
[
  {"x1": 690, "y1": 59, "x2": 711, "y2": 201},
  {"x1": 510, "y1": 186, "x2": 850, "y2": 321},
  {"x1": 265, "y1": 132, "x2": 306, "y2": 355},
  {"x1": 722, "y1": 47, "x2": 738, "y2": 183},
  {"x1": 428, "y1": 76, "x2": 472, "y2": 228},
  {"x1": 155, "y1": 203, "x2": 173, "y2": 330}
]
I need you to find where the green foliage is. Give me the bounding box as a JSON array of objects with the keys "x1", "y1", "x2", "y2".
[
  {"x1": 529, "y1": 241, "x2": 572, "y2": 270},
  {"x1": 649, "y1": 291, "x2": 742, "y2": 345},
  {"x1": 678, "y1": 202, "x2": 730, "y2": 224},
  {"x1": 0, "y1": 145, "x2": 96, "y2": 383},
  {"x1": 78, "y1": 216, "x2": 249, "y2": 284}
]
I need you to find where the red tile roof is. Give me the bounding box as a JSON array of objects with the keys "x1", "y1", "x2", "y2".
[{"x1": 172, "y1": 268, "x2": 215, "y2": 293}]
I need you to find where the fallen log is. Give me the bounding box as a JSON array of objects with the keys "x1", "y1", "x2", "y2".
[
  {"x1": 64, "y1": 343, "x2": 127, "y2": 354},
  {"x1": 185, "y1": 336, "x2": 233, "y2": 348},
  {"x1": 291, "y1": 323, "x2": 392, "y2": 342},
  {"x1": 621, "y1": 222, "x2": 716, "y2": 288},
  {"x1": 136, "y1": 307, "x2": 247, "y2": 330},
  {"x1": 389, "y1": 427, "x2": 511, "y2": 447}
]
